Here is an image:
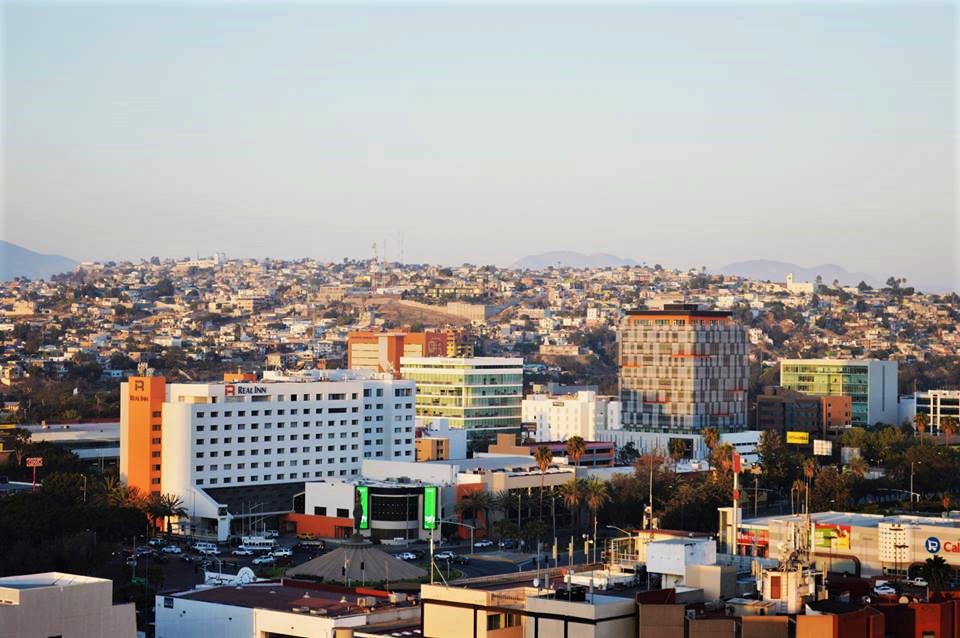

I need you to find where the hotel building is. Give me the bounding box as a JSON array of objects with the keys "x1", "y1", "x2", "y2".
[
  {"x1": 120, "y1": 370, "x2": 415, "y2": 540},
  {"x1": 779, "y1": 359, "x2": 898, "y2": 426}
]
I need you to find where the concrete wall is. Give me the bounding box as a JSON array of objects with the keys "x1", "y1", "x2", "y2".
[
  {"x1": 155, "y1": 596, "x2": 254, "y2": 638},
  {"x1": 741, "y1": 616, "x2": 789, "y2": 638}
]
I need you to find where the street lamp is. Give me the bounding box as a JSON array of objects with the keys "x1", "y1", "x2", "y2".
[{"x1": 910, "y1": 462, "x2": 922, "y2": 510}]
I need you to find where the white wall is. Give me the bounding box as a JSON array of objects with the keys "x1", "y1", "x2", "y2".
[
  {"x1": 304, "y1": 481, "x2": 355, "y2": 517},
  {"x1": 155, "y1": 597, "x2": 254, "y2": 638}
]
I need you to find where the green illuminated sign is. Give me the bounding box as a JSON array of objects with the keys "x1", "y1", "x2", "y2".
[
  {"x1": 357, "y1": 486, "x2": 370, "y2": 529},
  {"x1": 423, "y1": 486, "x2": 439, "y2": 530}
]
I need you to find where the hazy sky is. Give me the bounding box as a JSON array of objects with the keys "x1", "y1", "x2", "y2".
[{"x1": 2, "y1": 2, "x2": 957, "y2": 291}]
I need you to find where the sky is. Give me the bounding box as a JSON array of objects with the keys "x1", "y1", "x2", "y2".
[{"x1": 2, "y1": 1, "x2": 957, "y2": 291}]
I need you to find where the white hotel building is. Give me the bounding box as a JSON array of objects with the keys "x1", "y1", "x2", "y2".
[
  {"x1": 120, "y1": 370, "x2": 415, "y2": 541},
  {"x1": 522, "y1": 391, "x2": 621, "y2": 442}
]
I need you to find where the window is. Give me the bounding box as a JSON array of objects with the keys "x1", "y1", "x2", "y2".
[
  {"x1": 151, "y1": 451, "x2": 160, "y2": 458},
  {"x1": 336, "y1": 508, "x2": 349, "y2": 518},
  {"x1": 314, "y1": 506, "x2": 327, "y2": 515},
  {"x1": 487, "y1": 615, "x2": 502, "y2": 631},
  {"x1": 195, "y1": 465, "x2": 204, "y2": 472}
]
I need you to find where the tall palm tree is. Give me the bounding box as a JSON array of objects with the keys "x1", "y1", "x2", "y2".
[
  {"x1": 583, "y1": 479, "x2": 610, "y2": 543},
  {"x1": 941, "y1": 415, "x2": 958, "y2": 446},
  {"x1": 791, "y1": 479, "x2": 807, "y2": 515},
  {"x1": 560, "y1": 477, "x2": 586, "y2": 533},
  {"x1": 940, "y1": 492, "x2": 951, "y2": 513},
  {"x1": 534, "y1": 445, "x2": 553, "y2": 518},
  {"x1": 456, "y1": 490, "x2": 493, "y2": 537},
  {"x1": 566, "y1": 436, "x2": 586, "y2": 468},
  {"x1": 914, "y1": 412, "x2": 930, "y2": 445},
  {"x1": 703, "y1": 427, "x2": 720, "y2": 454},
  {"x1": 668, "y1": 438, "x2": 685, "y2": 466}
]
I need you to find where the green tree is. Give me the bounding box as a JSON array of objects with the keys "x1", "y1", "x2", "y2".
[
  {"x1": 940, "y1": 415, "x2": 957, "y2": 446},
  {"x1": 921, "y1": 555, "x2": 951, "y2": 592},
  {"x1": 534, "y1": 445, "x2": 553, "y2": 520},
  {"x1": 560, "y1": 477, "x2": 586, "y2": 533},
  {"x1": 703, "y1": 427, "x2": 720, "y2": 453},
  {"x1": 913, "y1": 412, "x2": 930, "y2": 445},
  {"x1": 583, "y1": 479, "x2": 610, "y2": 540},
  {"x1": 810, "y1": 466, "x2": 851, "y2": 512}
]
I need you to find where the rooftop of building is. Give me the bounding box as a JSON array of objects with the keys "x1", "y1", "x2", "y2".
[
  {"x1": 743, "y1": 510, "x2": 960, "y2": 530},
  {"x1": 168, "y1": 580, "x2": 416, "y2": 618},
  {"x1": 625, "y1": 303, "x2": 731, "y2": 317},
  {"x1": 0, "y1": 572, "x2": 106, "y2": 590},
  {"x1": 20, "y1": 421, "x2": 119, "y2": 442}
]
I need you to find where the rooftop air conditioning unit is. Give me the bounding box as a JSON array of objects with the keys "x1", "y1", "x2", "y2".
[{"x1": 388, "y1": 592, "x2": 404, "y2": 604}]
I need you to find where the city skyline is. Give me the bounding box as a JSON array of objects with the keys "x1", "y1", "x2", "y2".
[{"x1": 3, "y1": 2, "x2": 956, "y2": 291}]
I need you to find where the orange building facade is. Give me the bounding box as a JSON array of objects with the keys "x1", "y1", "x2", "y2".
[
  {"x1": 119, "y1": 375, "x2": 166, "y2": 496},
  {"x1": 347, "y1": 331, "x2": 448, "y2": 377}
]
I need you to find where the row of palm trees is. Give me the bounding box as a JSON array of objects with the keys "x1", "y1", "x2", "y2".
[
  {"x1": 98, "y1": 473, "x2": 187, "y2": 534},
  {"x1": 912, "y1": 412, "x2": 959, "y2": 445}
]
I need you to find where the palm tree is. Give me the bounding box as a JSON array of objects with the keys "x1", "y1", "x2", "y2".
[
  {"x1": 941, "y1": 492, "x2": 951, "y2": 513},
  {"x1": 914, "y1": 412, "x2": 930, "y2": 445},
  {"x1": 803, "y1": 458, "x2": 817, "y2": 482},
  {"x1": 921, "y1": 555, "x2": 951, "y2": 592},
  {"x1": 703, "y1": 427, "x2": 720, "y2": 454},
  {"x1": 583, "y1": 479, "x2": 610, "y2": 538},
  {"x1": 158, "y1": 493, "x2": 188, "y2": 534},
  {"x1": 566, "y1": 436, "x2": 586, "y2": 468},
  {"x1": 560, "y1": 477, "x2": 586, "y2": 533},
  {"x1": 534, "y1": 445, "x2": 553, "y2": 518},
  {"x1": 791, "y1": 479, "x2": 807, "y2": 515},
  {"x1": 456, "y1": 490, "x2": 492, "y2": 537},
  {"x1": 668, "y1": 438, "x2": 685, "y2": 466},
  {"x1": 941, "y1": 415, "x2": 958, "y2": 446},
  {"x1": 847, "y1": 456, "x2": 869, "y2": 479}
]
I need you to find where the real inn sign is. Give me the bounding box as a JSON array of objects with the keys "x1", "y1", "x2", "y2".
[{"x1": 224, "y1": 384, "x2": 268, "y2": 396}]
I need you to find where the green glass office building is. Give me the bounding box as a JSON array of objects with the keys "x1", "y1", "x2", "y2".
[{"x1": 780, "y1": 359, "x2": 898, "y2": 426}]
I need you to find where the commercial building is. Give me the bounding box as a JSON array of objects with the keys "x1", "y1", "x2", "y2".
[
  {"x1": 347, "y1": 330, "x2": 449, "y2": 377},
  {"x1": 755, "y1": 387, "x2": 852, "y2": 438},
  {"x1": 120, "y1": 370, "x2": 416, "y2": 540},
  {"x1": 0, "y1": 572, "x2": 136, "y2": 638},
  {"x1": 155, "y1": 579, "x2": 421, "y2": 638},
  {"x1": 899, "y1": 389, "x2": 960, "y2": 433},
  {"x1": 779, "y1": 359, "x2": 898, "y2": 426},
  {"x1": 287, "y1": 478, "x2": 442, "y2": 541},
  {"x1": 487, "y1": 433, "x2": 615, "y2": 467},
  {"x1": 415, "y1": 418, "x2": 468, "y2": 462},
  {"x1": 522, "y1": 391, "x2": 621, "y2": 442},
  {"x1": 738, "y1": 510, "x2": 960, "y2": 581},
  {"x1": 400, "y1": 356, "x2": 523, "y2": 443},
  {"x1": 618, "y1": 304, "x2": 749, "y2": 434}
]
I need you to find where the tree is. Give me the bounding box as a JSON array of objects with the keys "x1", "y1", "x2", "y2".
[
  {"x1": 941, "y1": 416, "x2": 958, "y2": 446},
  {"x1": 703, "y1": 427, "x2": 720, "y2": 453},
  {"x1": 810, "y1": 466, "x2": 851, "y2": 511},
  {"x1": 566, "y1": 436, "x2": 586, "y2": 468},
  {"x1": 846, "y1": 456, "x2": 869, "y2": 480},
  {"x1": 617, "y1": 441, "x2": 639, "y2": 466},
  {"x1": 534, "y1": 445, "x2": 553, "y2": 519},
  {"x1": 157, "y1": 493, "x2": 188, "y2": 534},
  {"x1": 921, "y1": 555, "x2": 951, "y2": 592},
  {"x1": 11, "y1": 428, "x2": 31, "y2": 466},
  {"x1": 913, "y1": 412, "x2": 930, "y2": 445},
  {"x1": 668, "y1": 438, "x2": 686, "y2": 465},
  {"x1": 456, "y1": 490, "x2": 492, "y2": 536},
  {"x1": 560, "y1": 477, "x2": 586, "y2": 533},
  {"x1": 583, "y1": 479, "x2": 610, "y2": 547}
]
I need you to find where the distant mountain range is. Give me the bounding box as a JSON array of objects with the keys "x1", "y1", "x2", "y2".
[
  {"x1": 0, "y1": 240, "x2": 77, "y2": 281},
  {"x1": 716, "y1": 260, "x2": 882, "y2": 288},
  {"x1": 510, "y1": 251, "x2": 640, "y2": 270}
]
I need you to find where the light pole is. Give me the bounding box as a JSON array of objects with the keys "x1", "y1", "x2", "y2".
[
  {"x1": 606, "y1": 525, "x2": 635, "y2": 565},
  {"x1": 910, "y1": 461, "x2": 922, "y2": 510}
]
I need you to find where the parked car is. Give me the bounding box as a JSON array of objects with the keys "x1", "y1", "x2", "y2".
[
  {"x1": 452, "y1": 555, "x2": 470, "y2": 565},
  {"x1": 874, "y1": 585, "x2": 897, "y2": 596},
  {"x1": 232, "y1": 548, "x2": 254, "y2": 556},
  {"x1": 435, "y1": 551, "x2": 454, "y2": 561},
  {"x1": 125, "y1": 558, "x2": 137, "y2": 567},
  {"x1": 498, "y1": 539, "x2": 516, "y2": 550},
  {"x1": 147, "y1": 538, "x2": 164, "y2": 548},
  {"x1": 272, "y1": 548, "x2": 293, "y2": 558},
  {"x1": 180, "y1": 554, "x2": 195, "y2": 563},
  {"x1": 198, "y1": 546, "x2": 221, "y2": 556},
  {"x1": 162, "y1": 545, "x2": 182, "y2": 554},
  {"x1": 265, "y1": 530, "x2": 280, "y2": 538},
  {"x1": 135, "y1": 546, "x2": 154, "y2": 557},
  {"x1": 252, "y1": 555, "x2": 276, "y2": 566},
  {"x1": 397, "y1": 552, "x2": 417, "y2": 561},
  {"x1": 474, "y1": 539, "x2": 494, "y2": 549},
  {"x1": 908, "y1": 577, "x2": 928, "y2": 588}
]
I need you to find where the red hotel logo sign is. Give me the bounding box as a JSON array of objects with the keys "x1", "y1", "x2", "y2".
[
  {"x1": 224, "y1": 384, "x2": 267, "y2": 396},
  {"x1": 25, "y1": 457, "x2": 43, "y2": 468}
]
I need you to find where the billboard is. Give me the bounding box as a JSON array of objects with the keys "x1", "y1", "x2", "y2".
[
  {"x1": 786, "y1": 431, "x2": 810, "y2": 445},
  {"x1": 813, "y1": 439, "x2": 833, "y2": 456},
  {"x1": 815, "y1": 523, "x2": 851, "y2": 550},
  {"x1": 423, "y1": 486, "x2": 439, "y2": 530},
  {"x1": 356, "y1": 486, "x2": 370, "y2": 529}
]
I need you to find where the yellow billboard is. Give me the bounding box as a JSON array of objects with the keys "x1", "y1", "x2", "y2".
[{"x1": 786, "y1": 431, "x2": 810, "y2": 445}]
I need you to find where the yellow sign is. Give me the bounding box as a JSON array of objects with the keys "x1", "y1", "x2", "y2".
[
  {"x1": 786, "y1": 431, "x2": 810, "y2": 445},
  {"x1": 0, "y1": 424, "x2": 16, "y2": 430}
]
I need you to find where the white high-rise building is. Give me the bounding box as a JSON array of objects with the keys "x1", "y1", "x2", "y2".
[
  {"x1": 522, "y1": 391, "x2": 621, "y2": 441},
  {"x1": 121, "y1": 370, "x2": 415, "y2": 541}
]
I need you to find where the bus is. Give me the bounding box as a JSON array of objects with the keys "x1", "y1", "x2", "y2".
[{"x1": 239, "y1": 536, "x2": 276, "y2": 553}]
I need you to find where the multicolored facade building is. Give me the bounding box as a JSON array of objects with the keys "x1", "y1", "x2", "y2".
[{"x1": 779, "y1": 358, "x2": 898, "y2": 426}]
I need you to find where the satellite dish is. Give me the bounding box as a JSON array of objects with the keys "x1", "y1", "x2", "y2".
[
  {"x1": 237, "y1": 567, "x2": 256, "y2": 584},
  {"x1": 898, "y1": 595, "x2": 910, "y2": 604},
  {"x1": 533, "y1": 578, "x2": 541, "y2": 588}
]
